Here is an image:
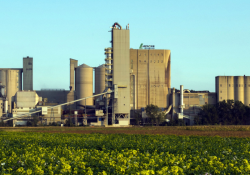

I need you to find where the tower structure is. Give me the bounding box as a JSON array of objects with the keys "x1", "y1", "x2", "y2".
[
  {"x1": 23, "y1": 56, "x2": 33, "y2": 90},
  {"x1": 105, "y1": 23, "x2": 130, "y2": 125}
]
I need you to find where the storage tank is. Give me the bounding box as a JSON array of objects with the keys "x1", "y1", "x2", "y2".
[
  {"x1": 244, "y1": 76, "x2": 250, "y2": 106},
  {"x1": 95, "y1": 64, "x2": 106, "y2": 95},
  {"x1": 75, "y1": 64, "x2": 93, "y2": 106},
  {"x1": 227, "y1": 76, "x2": 234, "y2": 101},
  {"x1": 234, "y1": 76, "x2": 244, "y2": 104}
]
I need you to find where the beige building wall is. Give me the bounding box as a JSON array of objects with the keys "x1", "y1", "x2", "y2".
[
  {"x1": 181, "y1": 92, "x2": 216, "y2": 116},
  {"x1": 112, "y1": 28, "x2": 130, "y2": 115},
  {"x1": 216, "y1": 76, "x2": 250, "y2": 106},
  {"x1": 245, "y1": 76, "x2": 250, "y2": 106},
  {"x1": 130, "y1": 49, "x2": 171, "y2": 109}
]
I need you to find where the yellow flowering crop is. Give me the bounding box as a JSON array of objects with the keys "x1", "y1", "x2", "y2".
[{"x1": 0, "y1": 132, "x2": 250, "y2": 174}]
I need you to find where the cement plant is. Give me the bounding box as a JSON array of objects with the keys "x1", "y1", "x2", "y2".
[{"x1": 0, "y1": 22, "x2": 250, "y2": 127}]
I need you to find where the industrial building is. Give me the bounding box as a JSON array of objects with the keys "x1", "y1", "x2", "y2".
[
  {"x1": 1, "y1": 23, "x2": 249, "y2": 126},
  {"x1": 216, "y1": 76, "x2": 250, "y2": 106}
]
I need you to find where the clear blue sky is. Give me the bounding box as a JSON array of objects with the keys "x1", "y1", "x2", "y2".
[{"x1": 1, "y1": 0, "x2": 249, "y2": 92}]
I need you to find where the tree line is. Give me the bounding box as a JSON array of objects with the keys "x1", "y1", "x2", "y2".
[{"x1": 195, "y1": 100, "x2": 250, "y2": 125}]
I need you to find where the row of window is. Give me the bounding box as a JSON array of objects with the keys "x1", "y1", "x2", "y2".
[
  {"x1": 139, "y1": 53, "x2": 164, "y2": 56},
  {"x1": 220, "y1": 84, "x2": 250, "y2": 87},
  {"x1": 138, "y1": 60, "x2": 164, "y2": 63}
]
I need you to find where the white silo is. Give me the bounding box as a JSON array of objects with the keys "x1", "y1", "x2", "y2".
[{"x1": 75, "y1": 64, "x2": 93, "y2": 106}]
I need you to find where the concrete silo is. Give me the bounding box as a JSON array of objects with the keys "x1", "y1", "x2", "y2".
[
  {"x1": 75, "y1": 64, "x2": 93, "y2": 107},
  {"x1": 95, "y1": 64, "x2": 106, "y2": 95},
  {"x1": 227, "y1": 76, "x2": 234, "y2": 101},
  {"x1": 0, "y1": 70, "x2": 7, "y2": 91},
  {"x1": 244, "y1": 76, "x2": 250, "y2": 106},
  {"x1": 234, "y1": 76, "x2": 244, "y2": 104}
]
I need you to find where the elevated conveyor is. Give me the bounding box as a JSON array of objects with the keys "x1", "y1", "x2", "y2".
[{"x1": 3, "y1": 91, "x2": 114, "y2": 122}]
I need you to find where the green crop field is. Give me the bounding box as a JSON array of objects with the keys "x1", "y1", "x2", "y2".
[{"x1": 1, "y1": 131, "x2": 250, "y2": 174}]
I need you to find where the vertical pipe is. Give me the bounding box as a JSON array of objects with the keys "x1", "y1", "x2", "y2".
[{"x1": 180, "y1": 85, "x2": 183, "y2": 114}]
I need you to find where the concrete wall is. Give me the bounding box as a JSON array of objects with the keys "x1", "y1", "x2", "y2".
[
  {"x1": 23, "y1": 57, "x2": 33, "y2": 90},
  {"x1": 216, "y1": 76, "x2": 250, "y2": 106},
  {"x1": 112, "y1": 28, "x2": 130, "y2": 115},
  {"x1": 130, "y1": 49, "x2": 171, "y2": 109},
  {"x1": 16, "y1": 91, "x2": 39, "y2": 108}
]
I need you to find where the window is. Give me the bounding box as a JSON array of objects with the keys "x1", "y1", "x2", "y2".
[
  {"x1": 158, "y1": 60, "x2": 159, "y2": 63},
  {"x1": 220, "y1": 91, "x2": 222, "y2": 93},
  {"x1": 161, "y1": 53, "x2": 163, "y2": 56},
  {"x1": 154, "y1": 60, "x2": 155, "y2": 63},
  {"x1": 144, "y1": 60, "x2": 146, "y2": 63},
  {"x1": 229, "y1": 84, "x2": 231, "y2": 87},
  {"x1": 245, "y1": 84, "x2": 247, "y2": 87},
  {"x1": 144, "y1": 53, "x2": 146, "y2": 56},
  {"x1": 150, "y1": 60, "x2": 152, "y2": 63},
  {"x1": 249, "y1": 84, "x2": 250, "y2": 87},
  {"x1": 184, "y1": 96, "x2": 189, "y2": 98},
  {"x1": 220, "y1": 84, "x2": 222, "y2": 87},
  {"x1": 220, "y1": 97, "x2": 222, "y2": 99},
  {"x1": 161, "y1": 60, "x2": 163, "y2": 63},
  {"x1": 139, "y1": 60, "x2": 141, "y2": 62}
]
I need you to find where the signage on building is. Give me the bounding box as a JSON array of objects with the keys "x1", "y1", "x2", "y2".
[{"x1": 143, "y1": 45, "x2": 155, "y2": 49}]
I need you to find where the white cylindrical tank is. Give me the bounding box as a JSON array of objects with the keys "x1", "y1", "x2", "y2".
[
  {"x1": 235, "y1": 76, "x2": 244, "y2": 104},
  {"x1": 180, "y1": 85, "x2": 183, "y2": 114},
  {"x1": 75, "y1": 64, "x2": 93, "y2": 106},
  {"x1": 95, "y1": 64, "x2": 106, "y2": 95},
  {"x1": 244, "y1": 76, "x2": 250, "y2": 106},
  {"x1": 227, "y1": 76, "x2": 234, "y2": 101}
]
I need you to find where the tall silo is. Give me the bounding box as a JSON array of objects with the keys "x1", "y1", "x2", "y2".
[
  {"x1": 227, "y1": 76, "x2": 234, "y2": 101},
  {"x1": 75, "y1": 64, "x2": 93, "y2": 107},
  {"x1": 95, "y1": 64, "x2": 106, "y2": 95},
  {"x1": 244, "y1": 76, "x2": 250, "y2": 106},
  {"x1": 0, "y1": 70, "x2": 7, "y2": 89},
  {"x1": 234, "y1": 76, "x2": 244, "y2": 104}
]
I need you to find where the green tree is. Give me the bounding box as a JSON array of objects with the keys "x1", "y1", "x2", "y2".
[
  {"x1": 134, "y1": 111, "x2": 142, "y2": 126},
  {"x1": 145, "y1": 104, "x2": 165, "y2": 126}
]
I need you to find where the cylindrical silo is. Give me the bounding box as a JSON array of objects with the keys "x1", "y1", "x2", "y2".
[
  {"x1": 227, "y1": 76, "x2": 234, "y2": 101},
  {"x1": 234, "y1": 76, "x2": 244, "y2": 104},
  {"x1": 75, "y1": 64, "x2": 93, "y2": 107},
  {"x1": 0, "y1": 70, "x2": 7, "y2": 86},
  {"x1": 244, "y1": 76, "x2": 250, "y2": 106},
  {"x1": 95, "y1": 64, "x2": 106, "y2": 95}
]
